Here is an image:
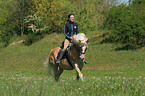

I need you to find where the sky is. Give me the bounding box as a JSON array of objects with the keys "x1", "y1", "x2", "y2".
[{"x1": 119, "y1": 0, "x2": 129, "y2": 4}]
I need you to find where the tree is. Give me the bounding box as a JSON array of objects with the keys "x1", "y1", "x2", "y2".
[
  {"x1": 32, "y1": 0, "x2": 65, "y2": 33},
  {"x1": 0, "y1": 0, "x2": 14, "y2": 45},
  {"x1": 10, "y1": 0, "x2": 32, "y2": 36}
]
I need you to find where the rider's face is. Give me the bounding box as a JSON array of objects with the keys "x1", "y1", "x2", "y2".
[{"x1": 70, "y1": 15, "x2": 74, "y2": 22}]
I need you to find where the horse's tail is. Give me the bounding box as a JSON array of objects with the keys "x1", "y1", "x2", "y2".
[{"x1": 43, "y1": 49, "x2": 53, "y2": 75}]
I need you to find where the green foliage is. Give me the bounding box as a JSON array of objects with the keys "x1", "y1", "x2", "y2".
[
  {"x1": 0, "y1": 0, "x2": 109, "y2": 45},
  {"x1": 0, "y1": 0, "x2": 32, "y2": 45},
  {"x1": 131, "y1": 0, "x2": 145, "y2": 5},
  {"x1": 0, "y1": 0, "x2": 14, "y2": 44},
  {"x1": 31, "y1": 0, "x2": 106, "y2": 33},
  {"x1": 32, "y1": 0, "x2": 65, "y2": 33},
  {"x1": 24, "y1": 13, "x2": 49, "y2": 34},
  {"x1": 24, "y1": 33, "x2": 43, "y2": 46},
  {"x1": 0, "y1": 29, "x2": 11, "y2": 47},
  {"x1": 62, "y1": 0, "x2": 105, "y2": 33},
  {"x1": 104, "y1": 4, "x2": 145, "y2": 49}
]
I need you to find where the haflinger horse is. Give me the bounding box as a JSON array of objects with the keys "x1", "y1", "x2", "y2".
[{"x1": 44, "y1": 33, "x2": 88, "y2": 81}]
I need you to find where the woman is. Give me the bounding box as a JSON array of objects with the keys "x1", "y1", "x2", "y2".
[{"x1": 56, "y1": 14, "x2": 79, "y2": 64}]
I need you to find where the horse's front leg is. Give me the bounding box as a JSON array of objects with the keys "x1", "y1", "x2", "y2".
[
  {"x1": 76, "y1": 72, "x2": 79, "y2": 81},
  {"x1": 74, "y1": 64, "x2": 84, "y2": 81}
]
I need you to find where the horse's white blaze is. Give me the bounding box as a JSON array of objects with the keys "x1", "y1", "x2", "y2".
[
  {"x1": 82, "y1": 45, "x2": 86, "y2": 53},
  {"x1": 79, "y1": 45, "x2": 86, "y2": 59}
]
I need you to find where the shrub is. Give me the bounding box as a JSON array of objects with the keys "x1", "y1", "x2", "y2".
[
  {"x1": 0, "y1": 27, "x2": 14, "y2": 47},
  {"x1": 24, "y1": 33, "x2": 43, "y2": 46},
  {"x1": 104, "y1": 4, "x2": 145, "y2": 49}
]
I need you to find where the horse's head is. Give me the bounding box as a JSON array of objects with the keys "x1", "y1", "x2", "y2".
[{"x1": 72, "y1": 33, "x2": 88, "y2": 59}]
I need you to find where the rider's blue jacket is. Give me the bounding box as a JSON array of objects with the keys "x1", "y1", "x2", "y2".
[{"x1": 64, "y1": 21, "x2": 79, "y2": 40}]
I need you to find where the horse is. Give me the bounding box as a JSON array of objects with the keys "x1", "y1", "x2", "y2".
[{"x1": 44, "y1": 33, "x2": 88, "y2": 81}]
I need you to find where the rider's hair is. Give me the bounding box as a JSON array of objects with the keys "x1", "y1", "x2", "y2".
[{"x1": 67, "y1": 14, "x2": 74, "y2": 22}]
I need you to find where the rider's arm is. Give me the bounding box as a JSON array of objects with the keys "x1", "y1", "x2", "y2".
[{"x1": 64, "y1": 23, "x2": 71, "y2": 40}]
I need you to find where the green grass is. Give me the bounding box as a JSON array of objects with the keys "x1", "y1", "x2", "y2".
[
  {"x1": 1, "y1": 70, "x2": 145, "y2": 96},
  {"x1": 0, "y1": 31, "x2": 145, "y2": 96}
]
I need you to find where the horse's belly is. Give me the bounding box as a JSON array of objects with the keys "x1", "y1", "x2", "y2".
[{"x1": 59, "y1": 59, "x2": 74, "y2": 70}]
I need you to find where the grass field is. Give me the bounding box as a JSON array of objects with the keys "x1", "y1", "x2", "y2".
[{"x1": 0, "y1": 31, "x2": 145, "y2": 96}]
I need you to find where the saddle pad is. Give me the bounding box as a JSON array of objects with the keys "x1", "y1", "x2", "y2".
[
  {"x1": 57, "y1": 48, "x2": 73, "y2": 68},
  {"x1": 57, "y1": 49, "x2": 66, "y2": 59},
  {"x1": 57, "y1": 48, "x2": 70, "y2": 59}
]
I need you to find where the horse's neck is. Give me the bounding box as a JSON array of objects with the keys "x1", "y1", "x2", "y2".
[{"x1": 69, "y1": 44, "x2": 80, "y2": 57}]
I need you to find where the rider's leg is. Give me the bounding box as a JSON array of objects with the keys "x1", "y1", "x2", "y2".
[{"x1": 56, "y1": 39, "x2": 70, "y2": 64}]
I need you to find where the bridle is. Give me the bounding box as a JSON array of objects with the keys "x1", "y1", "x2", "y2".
[{"x1": 79, "y1": 42, "x2": 88, "y2": 60}]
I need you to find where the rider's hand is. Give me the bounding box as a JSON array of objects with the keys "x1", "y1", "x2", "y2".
[{"x1": 69, "y1": 37, "x2": 73, "y2": 40}]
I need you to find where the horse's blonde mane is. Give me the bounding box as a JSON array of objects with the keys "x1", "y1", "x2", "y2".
[{"x1": 72, "y1": 33, "x2": 88, "y2": 45}]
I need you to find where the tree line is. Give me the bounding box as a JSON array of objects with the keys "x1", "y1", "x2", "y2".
[{"x1": 0, "y1": 0, "x2": 144, "y2": 49}]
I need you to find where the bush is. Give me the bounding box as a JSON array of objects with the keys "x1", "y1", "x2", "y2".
[
  {"x1": 104, "y1": 4, "x2": 145, "y2": 49},
  {"x1": 24, "y1": 33, "x2": 43, "y2": 46},
  {"x1": 0, "y1": 27, "x2": 13, "y2": 47}
]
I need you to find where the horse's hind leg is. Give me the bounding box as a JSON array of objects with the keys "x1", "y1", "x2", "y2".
[
  {"x1": 55, "y1": 67, "x2": 63, "y2": 81},
  {"x1": 53, "y1": 65, "x2": 63, "y2": 81}
]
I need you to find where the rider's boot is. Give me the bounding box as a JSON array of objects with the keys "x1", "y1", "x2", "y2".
[{"x1": 56, "y1": 49, "x2": 65, "y2": 64}]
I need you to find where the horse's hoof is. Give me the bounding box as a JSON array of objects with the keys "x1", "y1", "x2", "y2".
[{"x1": 84, "y1": 61, "x2": 89, "y2": 64}]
